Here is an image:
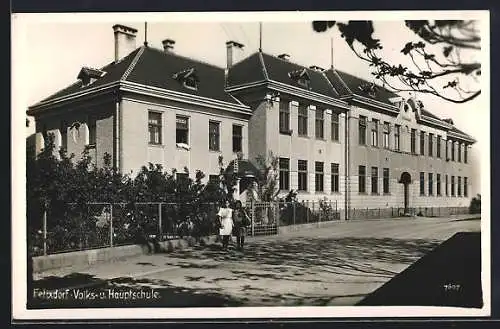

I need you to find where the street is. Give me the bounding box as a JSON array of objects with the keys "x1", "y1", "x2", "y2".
[{"x1": 30, "y1": 216, "x2": 481, "y2": 308}]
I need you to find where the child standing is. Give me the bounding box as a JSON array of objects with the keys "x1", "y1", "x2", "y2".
[{"x1": 217, "y1": 199, "x2": 234, "y2": 250}]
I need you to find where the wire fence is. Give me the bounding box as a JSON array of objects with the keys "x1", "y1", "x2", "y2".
[{"x1": 28, "y1": 201, "x2": 470, "y2": 257}]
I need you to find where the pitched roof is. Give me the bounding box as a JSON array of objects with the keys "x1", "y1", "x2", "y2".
[
  {"x1": 37, "y1": 48, "x2": 142, "y2": 104},
  {"x1": 324, "y1": 69, "x2": 400, "y2": 105},
  {"x1": 125, "y1": 47, "x2": 239, "y2": 104},
  {"x1": 227, "y1": 52, "x2": 340, "y2": 99},
  {"x1": 32, "y1": 46, "x2": 242, "y2": 108}
]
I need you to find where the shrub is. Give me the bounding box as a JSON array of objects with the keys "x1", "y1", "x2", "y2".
[{"x1": 469, "y1": 194, "x2": 481, "y2": 214}]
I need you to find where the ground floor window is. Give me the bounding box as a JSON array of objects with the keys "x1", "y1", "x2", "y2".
[
  {"x1": 331, "y1": 163, "x2": 339, "y2": 193},
  {"x1": 359, "y1": 166, "x2": 366, "y2": 193},
  {"x1": 279, "y1": 158, "x2": 290, "y2": 190},
  {"x1": 315, "y1": 161, "x2": 324, "y2": 192},
  {"x1": 371, "y1": 167, "x2": 378, "y2": 194},
  {"x1": 420, "y1": 172, "x2": 425, "y2": 196},
  {"x1": 383, "y1": 168, "x2": 389, "y2": 194},
  {"x1": 298, "y1": 160, "x2": 307, "y2": 191}
]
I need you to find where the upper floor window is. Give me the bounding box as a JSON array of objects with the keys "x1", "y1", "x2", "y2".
[
  {"x1": 148, "y1": 112, "x2": 162, "y2": 145},
  {"x1": 451, "y1": 142, "x2": 455, "y2": 161},
  {"x1": 232, "y1": 125, "x2": 243, "y2": 153},
  {"x1": 437, "y1": 136, "x2": 441, "y2": 158},
  {"x1": 331, "y1": 112, "x2": 339, "y2": 141},
  {"x1": 420, "y1": 131, "x2": 425, "y2": 155},
  {"x1": 88, "y1": 115, "x2": 97, "y2": 146},
  {"x1": 359, "y1": 116, "x2": 367, "y2": 145},
  {"x1": 371, "y1": 119, "x2": 379, "y2": 147},
  {"x1": 464, "y1": 145, "x2": 468, "y2": 163},
  {"x1": 315, "y1": 109, "x2": 324, "y2": 139},
  {"x1": 411, "y1": 129, "x2": 417, "y2": 154},
  {"x1": 428, "y1": 133, "x2": 433, "y2": 157},
  {"x1": 383, "y1": 122, "x2": 390, "y2": 149},
  {"x1": 176, "y1": 116, "x2": 189, "y2": 145},
  {"x1": 279, "y1": 100, "x2": 290, "y2": 134},
  {"x1": 458, "y1": 143, "x2": 462, "y2": 162},
  {"x1": 208, "y1": 121, "x2": 220, "y2": 151},
  {"x1": 394, "y1": 125, "x2": 400, "y2": 151},
  {"x1": 298, "y1": 104, "x2": 308, "y2": 136}
]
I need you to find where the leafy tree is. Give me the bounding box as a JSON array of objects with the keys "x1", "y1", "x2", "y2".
[
  {"x1": 253, "y1": 151, "x2": 280, "y2": 202},
  {"x1": 312, "y1": 20, "x2": 481, "y2": 103}
]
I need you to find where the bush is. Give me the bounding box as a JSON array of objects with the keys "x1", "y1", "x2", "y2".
[{"x1": 469, "y1": 194, "x2": 481, "y2": 214}]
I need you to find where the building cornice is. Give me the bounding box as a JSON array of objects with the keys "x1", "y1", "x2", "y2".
[{"x1": 447, "y1": 131, "x2": 476, "y2": 144}]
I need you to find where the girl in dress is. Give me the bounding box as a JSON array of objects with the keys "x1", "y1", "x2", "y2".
[{"x1": 217, "y1": 199, "x2": 234, "y2": 250}]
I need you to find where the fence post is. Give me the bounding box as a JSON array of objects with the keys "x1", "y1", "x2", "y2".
[
  {"x1": 43, "y1": 206, "x2": 47, "y2": 256},
  {"x1": 158, "y1": 203, "x2": 163, "y2": 241},
  {"x1": 109, "y1": 203, "x2": 114, "y2": 247},
  {"x1": 293, "y1": 202, "x2": 296, "y2": 226}
]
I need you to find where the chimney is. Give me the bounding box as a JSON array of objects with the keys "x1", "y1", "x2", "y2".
[
  {"x1": 278, "y1": 53, "x2": 290, "y2": 61},
  {"x1": 162, "y1": 39, "x2": 175, "y2": 52},
  {"x1": 226, "y1": 41, "x2": 244, "y2": 69},
  {"x1": 113, "y1": 24, "x2": 138, "y2": 62}
]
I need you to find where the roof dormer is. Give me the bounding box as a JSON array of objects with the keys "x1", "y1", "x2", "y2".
[
  {"x1": 358, "y1": 82, "x2": 378, "y2": 98},
  {"x1": 288, "y1": 68, "x2": 310, "y2": 88},
  {"x1": 77, "y1": 66, "x2": 106, "y2": 87},
  {"x1": 172, "y1": 67, "x2": 199, "y2": 90}
]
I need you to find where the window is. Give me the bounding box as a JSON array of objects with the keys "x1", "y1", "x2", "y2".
[
  {"x1": 331, "y1": 113, "x2": 339, "y2": 141},
  {"x1": 359, "y1": 166, "x2": 366, "y2": 193},
  {"x1": 383, "y1": 122, "x2": 390, "y2": 149},
  {"x1": 464, "y1": 177, "x2": 468, "y2": 197},
  {"x1": 437, "y1": 136, "x2": 441, "y2": 158},
  {"x1": 359, "y1": 116, "x2": 367, "y2": 145},
  {"x1": 451, "y1": 142, "x2": 455, "y2": 161},
  {"x1": 446, "y1": 175, "x2": 449, "y2": 196},
  {"x1": 298, "y1": 160, "x2": 308, "y2": 191},
  {"x1": 315, "y1": 109, "x2": 324, "y2": 139},
  {"x1": 437, "y1": 174, "x2": 441, "y2": 196},
  {"x1": 458, "y1": 144, "x2": 462, "y2": 162},
  {"x1": 371, "y1": 167, "x2": 378, "y2": 194},
  {"x1": 88, "y1": 115, "x2": 97, "y2": 146},
  {"x1": 297, "y1": 78, "x2": 309, "y2": 88},
  {"x1": 394, "y1": 125, "x2": 401, "y2": 151},
  {"x1": 183, "y1": 77, "x2": 198, "y2": 90},
  {"x1": 208, "y1": 175, "x2": 219, "y2": 185},
  {"x1": 331, "y1": 163, "x2": 339, "y2": 193},
  {"x1": 148, "y1": 112, "x2": 162, "y2": 145},
  {"x1": 176, "y1": 116, "x2": 189, "y2": 145},
  {"x1": 428, "y1": 173, "x2": 433, "y2": 196},
  {"x1": 420, "y1": 172, "x2": 425, "y2": 196},
  {"x1": 458, "y1": 176, "x2": 462, "y2": 196},
  {"x1": 420, "y1": 131, "x2": 425, "y2": 155},
  {"x1": 451, "y1": 176, "x2": 455, "y2": 196},
  {"x1": 298, "y1": 104, "x2": 308, "y2": 136},
  {"x1": 464, "y1": 145, "x2": 468, "y2": 163},
  {"x1": 279, "y1": 99, "x2": 290, "y2": 134},
  {"x1": 60, "y1": 121, "x2": 67, "y2": 151},
  {"x1": 383, "y1": 168, "x2": 390, "y2": 194},
  {"x1": 371, "y1": 119, "x2": 379, "y2": 147},
  {"x1": 428, "y1": 133, "x2": 433, "y2": 157},
  {"x1": 315, "y1": 162, "x2": 324, "y2": 192},
  {"x1": 279, "y1": 158, "x2": 290, "y2": 190},
  {"x1": 232, "y1": 125, "x2": 242, "y2": 153},
  {"x1": 411, "y1": 129, "x2": 416, "y2": 154},
  {"x1": 208, "y1": 121, "x2": 220, "y2": 151}
]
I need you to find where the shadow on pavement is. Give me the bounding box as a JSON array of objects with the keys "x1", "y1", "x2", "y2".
[
  {"x1": 29, "y1": 235, "x2": 447, "y2": 307},
  {"x1": 356, "y1": 232, "x2": 483, "y2": 308}
]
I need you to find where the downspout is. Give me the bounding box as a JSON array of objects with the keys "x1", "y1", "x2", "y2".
[
  {"x1": 344, "y1": 110, "x2": 349, "y2": 220},
  {"x1": 114, "y1": 97, "x2": 122, "y2": 172}
]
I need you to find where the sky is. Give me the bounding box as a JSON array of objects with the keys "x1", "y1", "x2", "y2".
[{"x1": 13, "y1": 12, "x2": 488, "y2": 185}]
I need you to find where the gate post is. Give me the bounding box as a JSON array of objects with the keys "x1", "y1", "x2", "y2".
[
  {"x1": 251, "y1": 199, "x2": 255, "y2": 236},
  {"x1": 43, "y1": 204, "x2": 47, "y2": 256},
  {"x1": 158, "y1": 203, "x2": 163, "y2": 241}
]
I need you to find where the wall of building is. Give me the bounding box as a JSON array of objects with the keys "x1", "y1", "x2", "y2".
[
  {"x1": 33, "y1": 99, "x2": 116, "y2": 168},
  {"x1": 347, "y1": 104, "x2": 473, "y2": 210},
  {"x1": 120, "y1": 95, "x2": 250, "y2": 180}
]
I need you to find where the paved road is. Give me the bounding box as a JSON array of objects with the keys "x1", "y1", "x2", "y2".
[{"x1": 32, "y1": 216, "x2": 480, "y2": 307}]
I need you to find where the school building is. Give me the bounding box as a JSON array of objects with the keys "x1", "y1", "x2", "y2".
[{"x1": 27, "y1": 24, "x2": 476, "y2": 219}]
